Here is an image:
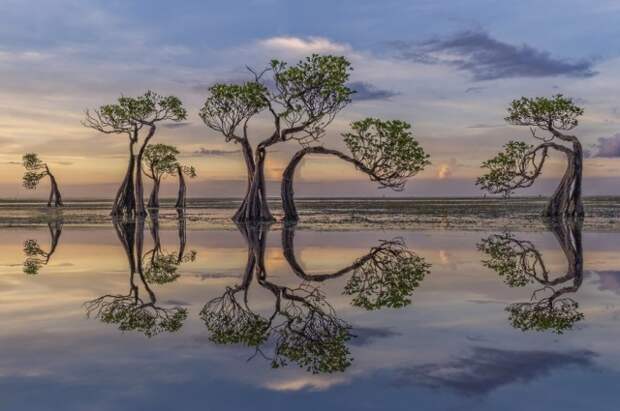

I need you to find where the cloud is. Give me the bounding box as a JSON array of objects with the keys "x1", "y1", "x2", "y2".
[
  {"x1": 395, "y1": 347, "x2": 597, "y2": 396},
  {"x1": 194, "y1": 148, "x2": 242, "y2": 156},
  {"x1": 350, "y1": 327, "x2": 400, "y2": 346},
  {"x1": 437, "y1": 158, "x2": 458, "y2": 179},
  {"x1": 594, "y1": 133, "x2": 620, "y2": 157},
  {"x1": 349, "y1": 81, "x2": 400, "y2": 101},
  {"x1": 258, "y1": 36, "x2": 349, "y2": 55},
  {"x1": 162, "y1": 122, "x2": 192, "y2": 129},
  {"x1": 465, "y1": 86, "x2": 485, "y2": 94},
  {"x1": 392, "y1": 31, "x2": 597, "y2": 81}
]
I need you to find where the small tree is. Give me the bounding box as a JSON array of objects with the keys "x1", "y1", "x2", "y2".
[
  {"x1": 175, "y1": 163, "x2": 196, "y2": 210},
  {"x1": 22, "y1": 153, "x2": 63, "y2": 207},
  {"x1": 281, "y1": 118, "x2": 430, "y2": 221},
  {"x1": 477, "y1": 95, "x2": 585, "y2": 217},
  {"x1": 143, "y1": 144, "x2": 180, "y2": 209},
  {"x1": 83, "y1": 91, "x2": 187, "y2": 216},
  {"x1": 200, "y1": 54, "x2": 354, "y2": 222}
]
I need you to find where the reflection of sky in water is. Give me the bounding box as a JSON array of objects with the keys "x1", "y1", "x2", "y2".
[{"x1": 0, "y1": 226, "x2": 619, "y2": 410}]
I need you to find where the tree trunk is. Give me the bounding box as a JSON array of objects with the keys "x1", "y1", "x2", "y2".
[
  {"x1": 281, "y1": 147, "x2": 370, "y2": 222},
  {"x1": 232, "y1": 140, "x2": 258, "y2": 222},
  {"x1": 235, "y1": 147, "x2": 274, "y2": 223},
  {"x1": 112, "y1": 140, "x2": 137, "y2": 216},
  {"x1": 147, "y1": 179, "x2": 160, "y2": 209},
  {"x1": 46, "y1": 170, "x2": 63, "y2": 207},
  {"x1": 135, "y1": 126, "x2": 156, "y2": 217},
  {"x1": 175, "y1": 165, "x2": 186, "y2": 209},
  {"x1": 544, "y1": 140, "x2": 584, "y2": 218}
]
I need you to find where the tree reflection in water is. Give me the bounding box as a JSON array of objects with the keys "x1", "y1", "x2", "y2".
[
  {"x1": 478, "y1": 218, "x2": 584, "y2": 334},
  {"x1": 22, "y1": 220, "x2": 63, "y2": 275},
  {"x1": 84, "y1": 216, "x2": 195, "y2": 337},
  {"x1": 201, "y1": 223, "x2": 430, "y2": 373}
]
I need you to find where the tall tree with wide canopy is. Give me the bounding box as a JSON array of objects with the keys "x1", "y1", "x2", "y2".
[
  {"x1": 281, "y1": 118, "x2": 430, "y2": 221},
  {"x1": 83, "y1": 91, "x2": 187, "y2": 217},
  {"x1": 143, "y1": 144, "x2": 179, "y2": 209},
  {"x1": 477, "y1": 95, "x2": 585, "y2": 217},
  {"x1": 199, "y1": 54, "x2": 354, "y2": 222},
  {"x1": 22, "y1": 153, "x2": 63, "y2": 207}
]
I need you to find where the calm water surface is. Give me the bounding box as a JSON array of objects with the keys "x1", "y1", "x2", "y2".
[{"x1": 0, "y1": 215, "x2": 619, "y2": 410}]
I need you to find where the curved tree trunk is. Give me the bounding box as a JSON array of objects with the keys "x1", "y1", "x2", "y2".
[
  {"x1": 543, "y1": 140, "x2": 584, "y2": 218},
  {"x1": 147, "y1": 178, "x2": 160, "y2": 209},
  {"x1": 235, "y1": 147, "x2": 274, "y2": 223},
  {"x1": 175, "y1": 164, "x2": 187, "y2": 209},
  {"x1": 135, "y1": 126, "x2": 156, "y2": 217},
  {"x1": 232, "y1": 140, "x2": 259, "y2": 222},
  {"x1": 112, "y1": 139, "x2": 137, "y2": 216},
  {"x1": 281, "y1": 147, "x2": 372, "y2": 222},
  {"x1": 46, "y1": 170, "x2": 63, "y2": 207}
]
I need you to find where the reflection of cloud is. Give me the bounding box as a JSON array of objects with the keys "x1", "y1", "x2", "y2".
[
  {"x1": 350, "y1": 327, "x2": 400, "y2": 346},
  {"x1": 592, "y1": 270, "x2": 620, "y2": 294},
  {"x1": 392, "y1": 30, "x2": 596, "y2": 81},
  {"x1": 264, "y1": 376, "x2": 347, "y2": 392},
  {"x1": 162, "y1": 122, "x2": 192, "y2": 129},
  {"x1": 395, "y1": 347, "x2": 596, "y2": 396}
]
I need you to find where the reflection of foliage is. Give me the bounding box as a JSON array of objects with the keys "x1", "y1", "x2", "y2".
[
  {"x1": 270, "y1": 285, "x2": 352, "y2": 374},
  {"x1": 200, "y1": 288, "x2": 270, "y2": 347},
  {"x1": 508, "y1": 299, "x2": 583, "y2": 334},
  {"x1": 85, "y1": 294, "x2": 187, "y2": 338},
  {"x1": 343, "y1": 239, "x2": 430, "y2": 310},
  {"x1": 202, "y1": 224, "x2": 356, "y2": 374},
  {"x1": 23, "y1": 239, "x2": 45, "y2": 275},
  {"x1": 85, "y1": 218, "x2": 192, "y2": 337},
  {"x1": 478, "y1": 233, "x2": 543, "y2": 287},
  {"x1": 22, "y1": 221, "x2": 63, "y2": 275},
  {"x1": 478, "y1": 218, "x2": 584, "y2": 334}
]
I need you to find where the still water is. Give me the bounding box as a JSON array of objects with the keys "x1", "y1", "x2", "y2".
[{"x1": 0, "y1": 215, "x2": 619, "y2": 410}]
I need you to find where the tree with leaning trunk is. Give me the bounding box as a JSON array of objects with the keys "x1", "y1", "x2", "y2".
[
  {"x1": 83, "y1": 91, "x2": 187, "y2": 217},
  {"x1": 281, "y1": 118, "x2": 430, "y2": 222},
  {"x1": 199, "y1": 54, "x2": 354, "y2": 222},
  {"x1": 175, "y1": 163, "x2": 196, "y2": 210},
  {"x1": 476, "y1": 95, "x2": 585, "y2": 217},
  {"x1": 22, "y1": 153, "x2": 63, "y2": 207},
  {"x1": 142, "y1": 144, "x2": 180, "y2": 210}
]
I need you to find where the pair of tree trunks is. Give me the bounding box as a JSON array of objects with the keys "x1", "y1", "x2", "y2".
[{"x1": 233, "y1": 145, "x2": 274, "y2": 223}]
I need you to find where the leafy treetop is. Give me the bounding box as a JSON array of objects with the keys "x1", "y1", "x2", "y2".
[
  {"x1": 505, "y1": 94, "x2": 584, "y2": 132},
  {"x1": 143, "y1": 144, "x2": 180, "y2": 181},
  {"x1": 84, "y1": 90, "x2": 187, "y2": 135},
  {"x1": 343, "y1": 118, "x2": 431, "y2": 191}
]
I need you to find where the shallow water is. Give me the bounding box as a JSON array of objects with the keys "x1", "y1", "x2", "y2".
[{"x1": 1, "y1": 207, "x2": 619, "y2": 410}]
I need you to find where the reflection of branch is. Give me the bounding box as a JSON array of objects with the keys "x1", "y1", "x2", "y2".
[
  {"x1": 23, "y1": 220, "x2": 63, "y2": 275},
  {"x1": 201, "y1": 223, "x2": 354, "y2": 374},
  {"x1": 478, "y1": 218, "x2": 584, "y2": 333},
  {"x1": 283, "y1": 224, "x2": 430, "y2": 310},
  {"x1": 85, "y1": 218, "x2": 187, "y2": 337}
]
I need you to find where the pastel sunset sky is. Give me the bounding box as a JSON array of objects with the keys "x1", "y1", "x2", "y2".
[{"x1": 1, "y1": 0, "x2": 620, "y2": 198}]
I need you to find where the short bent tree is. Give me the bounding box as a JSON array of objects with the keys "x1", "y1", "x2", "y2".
[
  {"x1": 199, "y1": 54, "x2": 353, "y2": 222},
  {"x1": 282, "y1": 118, "x2": 430, "y2": 222},
  {"x1": 477, "y1": 95, "x2": 584, "y2": 217},
  {"x1": 83, "y1": 91, "x2": 187, "y2": 217},
  {"x1": 22, "y1": 153, "x2": 63, "y2": 207},
  {"x1": 143, "y1": 144, "x2": 179, "y2": 209}
]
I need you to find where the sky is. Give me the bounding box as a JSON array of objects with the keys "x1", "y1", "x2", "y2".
[{"x1": 1, "y1": 0, "x2": 620, "y2": 198}]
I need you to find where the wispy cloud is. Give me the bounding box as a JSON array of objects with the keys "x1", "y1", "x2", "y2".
[
  {"x1": 194, "y1": 148, "x2": 242, "y2": 156},
  {"x1": 392, "y1": 30, "x2": 597, "y2": 81},
  {"x1": 349, "y1": 81, "x2": 400, "y2": 101}
]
